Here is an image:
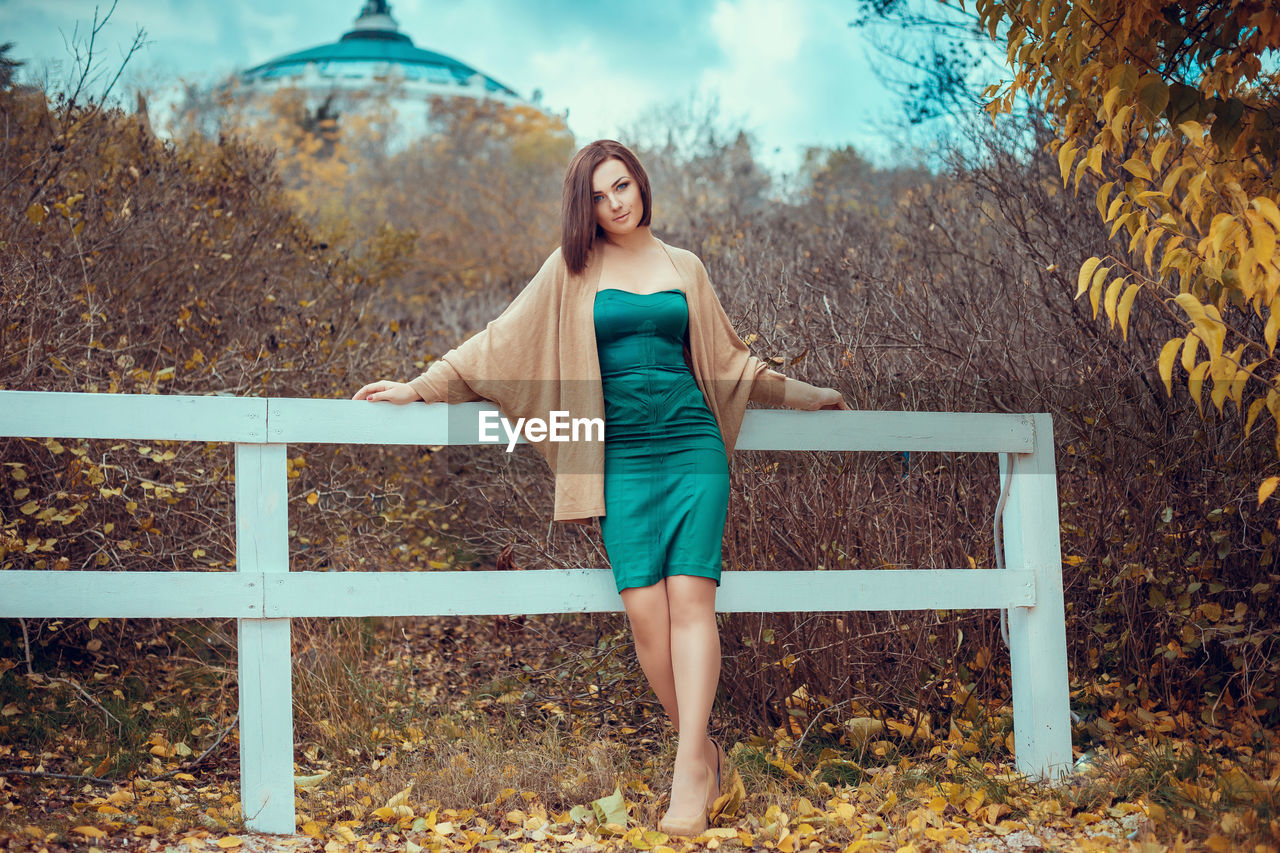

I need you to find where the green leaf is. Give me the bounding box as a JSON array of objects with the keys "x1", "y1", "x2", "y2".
[
  {"x1": 294, "y1": 771, "x2": 330, "y2": 788},
  {"x1": 591, "y1": 785, "x2": 628, "y2": 829},
  {"x1": 1136, "y1": 74, "x2": 1170, "y2": 119}
]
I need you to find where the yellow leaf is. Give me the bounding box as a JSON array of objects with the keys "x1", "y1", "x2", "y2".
[
  {"x1": 711, "y1": 766, "x2": 746, "y2": 820},
  {"x1": 1122, "y1": 158, "x2": 1152, "y2": 181},
  {"x1": 1209, "y1": 212, "x2": 1241, "y2": 255},
  {"x1": 385, "y1": 781, "x2": 413, "y2": 809},
  {"x1": 1103, "y1": 276, "x2": 1126, "y2": 327},
  {"x1": 1267, "y1": 308, "x2": 1280, "y2": 355},
  {"x1": 1102, "y1": 85, "x2": 1124, "y2": 118},
  {"x1": 843, "y1": 717, "x2": 885, "y2": 746},
  {"x1": 1179, "y1": 121, "x2": 1205, "y2": 145},
  {"x1": 1057, "y1": 140, "x2": 1077, "y2": 187},
  {"x1": 1174, "y1": 292, "x2": 1207, "y2": 324},
  {"x1": 1210, "y1": 358, "x2": 1234, "y2": 414},
  {"x1": 1158, "y1": 338, "x2": 1181, "y2": 396},
  {"x1": 1188, "y1": 360, "x2": 1211, "y2": 416},
  {"x1": 73, "y1": 826, "x2": 107, "y2": 838},
  {"x1": 306, "y1": 492, "x2": 319, "y2": 505},
  {"x1": 1259, "y1": 477, "x2": 1280, "y2": 506},
  {"x1": 1251, "y1": 196, "x2": 1280, "y2": 234},
  {"x1": 1162, "y1": 163, "x2": 1193, "y2": 196},
  {"x1": 1151, "y1": 137, "x2": 1173, "y2": 173},
  {"x1": 216, "y1": 838, "x2": 243, "y2": 849},
  {"x1": 1094, "y1": 182, "x2": 1114, "y2": 220},
  {"x1": 26, "y1": 203, "x2": 48, "y2": 225},
  {"x1": 1144, "y1": 228, "x2": 1164, "y2": 273},
  {"x1": 1109, "y1": 209, "x2": 1133, "y2": 240},
  {"x1": 1245, "y1": 398, "x2": 1267, "y2": 438},
  {"x1": 1076, "y1": 257, "x2": 1103, "y2": 299},
  {"x1": 1089, "y1": 264, "x2": 1109, "y2": 319},
  {"x1": 1087, "y1": 144, "x2": 1104, "y2": 177},
  {"x1": 1118, "y1": 283, "x2": 1141, "y2": 340},
  {"x1": 1228, "y1": 355, "x2": 1254, "y2": 407}
]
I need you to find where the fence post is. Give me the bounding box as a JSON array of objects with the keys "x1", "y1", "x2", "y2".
[
  {"x1": 999, "y1": 413, "x2": 1073, "y2": 780},
  {"x1": 235, "y1": 443, "x2": 295, "y2": 833}
]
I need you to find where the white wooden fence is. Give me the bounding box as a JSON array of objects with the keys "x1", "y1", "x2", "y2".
[{"x1": 0, "y1": 391, "x2": 1072, "y2": 834}]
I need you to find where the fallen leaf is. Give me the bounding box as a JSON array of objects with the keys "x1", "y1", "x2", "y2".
[
  {"x1": 294, "y1": 771, "x2": 330, "y2": 788},
  {"x1": 384, "y1": 781, "x2": 413, "y2": 809},
  {"x1": 591, "y1": 785, "x2": 628, "y2": 829}
]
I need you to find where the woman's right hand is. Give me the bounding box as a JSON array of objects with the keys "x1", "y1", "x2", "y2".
[{"x1": 351, "y1": 380, "x2": 423, "y2": 404}]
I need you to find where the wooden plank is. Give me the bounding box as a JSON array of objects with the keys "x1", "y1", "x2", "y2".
[
  {"x1": 235, "y1": 444, "x2": 289, "y2": 575},
  {"x1": 737, "y1": 409, "x2": 1035, "y2": 453},
  {"x1": 1001, "y1": 417, "x2": 1073, "y2": 781},
  {"x1": 234, "y1": 444, "x2": 294, "y2": 835},
  {"x1": 266, "y1": 397, "x2": 456, "y2": 445},
  {"x1": 0, "y1": 391, "x2": 266, "y2": 441},
  {"x1": 269, "y1": 399, "x2": 1036, "y2": 452},
  {"x1": 0, "y1": 571, "x2": 262, "y2": 617},
  {"x1": 237, "y1": 617, "x2": 293, "y2": 834},
  {"x1": 255, "y1": 569, "x2": 1035, "y2": 616},
  {"x1": 0, "y1": 392, "x2": 1037, "y2": 453},
  {"x1": 0, "y1": 569, "x2": 1037, "y2": 618}
]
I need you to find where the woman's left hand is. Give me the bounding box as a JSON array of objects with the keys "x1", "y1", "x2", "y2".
[
  {"x1": 812, "y1": 386, "x2": 850, "y2": 410},
  {"x1": 788, "y1": 380, "x2": 848, "y2": 410}
]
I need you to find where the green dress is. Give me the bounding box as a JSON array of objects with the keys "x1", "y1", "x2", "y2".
[{"x1": 594, "y1": 288, "x2": 730, "y2": 594}]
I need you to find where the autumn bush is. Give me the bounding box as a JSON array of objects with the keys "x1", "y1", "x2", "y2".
[{"x1": 0, "y1": 80, "x2": 480, "y2": 767}]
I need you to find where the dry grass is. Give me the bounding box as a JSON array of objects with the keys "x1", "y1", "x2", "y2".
[{"x1": 384, "y1": 718, "x2": 634, "y2": 813}]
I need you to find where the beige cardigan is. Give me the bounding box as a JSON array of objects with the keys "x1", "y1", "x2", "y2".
[{"x1": 408, "y1": 238, "x2": 789, "y2": 525}]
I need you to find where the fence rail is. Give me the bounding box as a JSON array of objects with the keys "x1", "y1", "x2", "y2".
[{"x1": 0, "y1": 392, "x2": 1071, "y2": 835}]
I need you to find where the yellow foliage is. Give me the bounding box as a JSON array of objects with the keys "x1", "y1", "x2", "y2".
[{"x1": 972, "y1": 0, "x2": 1280, "y2": 503}]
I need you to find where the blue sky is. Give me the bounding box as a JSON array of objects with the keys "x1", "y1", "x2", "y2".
[{"x1": 0, "y1": 0, "x2": 994, "y2": 176}]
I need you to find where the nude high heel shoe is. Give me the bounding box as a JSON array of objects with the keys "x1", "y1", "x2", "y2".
[
  {"x1": 709, "y1": 738, "x2": 725, "y2": 805},
  {"x1": 659, "y1": 739, "x2": 723, "y2": 837}
]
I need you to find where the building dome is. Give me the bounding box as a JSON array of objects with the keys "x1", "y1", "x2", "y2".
[
  {"x1": 235, "y1": 0, "x2": 541, "y2": 139},
  {"x1": 241, "y1": 0, "x2": 520, "y2": 99}
]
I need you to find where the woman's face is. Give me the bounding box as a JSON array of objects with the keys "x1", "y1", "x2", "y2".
[{"x1": 591, "y1": 157, "x2": 643, "y2": 237}]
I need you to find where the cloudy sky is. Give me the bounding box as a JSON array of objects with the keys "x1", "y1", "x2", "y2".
[{"x1": 0, "y1": 0, "x2": 991, "y2": 175}]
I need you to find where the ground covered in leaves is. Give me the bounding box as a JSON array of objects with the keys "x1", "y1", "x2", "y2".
[{"x1": 1, "y1": 615, "x2": 1278, "y2": 852}]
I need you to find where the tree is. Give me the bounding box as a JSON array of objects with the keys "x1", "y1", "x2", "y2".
[
  {"x1": 0, "y1": 42, "x2": 23, "y2": 90},
  {"x1": 970, "y1": 0, "x2": 1280, "y2": 494}
]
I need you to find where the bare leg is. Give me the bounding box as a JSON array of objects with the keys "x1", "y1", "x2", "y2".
[
  {"x1": 620, "y1": 580, "x2": 681, "y2": 730},
  {"x1": 663, "y1": 575, "x2": 720, "y2": 823},
  {"x1": 620, "y1": 579, "x2": 719, "y2": 764}
]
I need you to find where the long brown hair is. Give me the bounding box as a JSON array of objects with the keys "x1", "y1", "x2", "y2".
[{"x1": 560, "y1": 140, "x2": 653, "y2": 276}]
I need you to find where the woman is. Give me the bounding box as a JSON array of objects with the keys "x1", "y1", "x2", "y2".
[{"x1": 353, "y1": 140, "x2": 847, "y2": 835}]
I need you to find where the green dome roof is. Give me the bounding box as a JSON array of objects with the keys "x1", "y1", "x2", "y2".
[{"x1": 239, "y1": 0, "x2": 519, "y2": 98}]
